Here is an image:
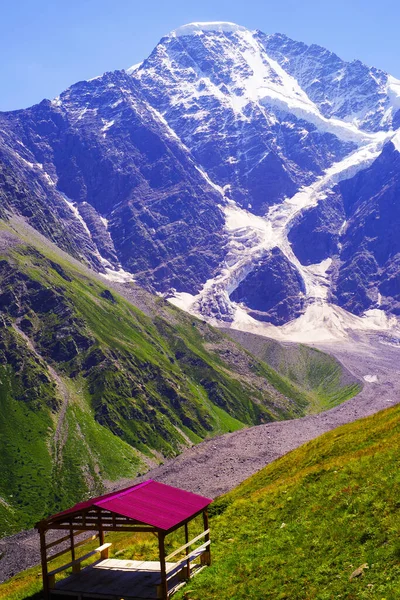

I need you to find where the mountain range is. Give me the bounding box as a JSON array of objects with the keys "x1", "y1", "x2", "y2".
[
  {"x1": 2, "y1": 20, "x2": 400, "y2": 533},
  {"x1": 1, "y1": 21, "x2": 400, "y2": 341}
]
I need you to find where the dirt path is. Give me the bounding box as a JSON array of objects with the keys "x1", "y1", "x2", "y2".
[{"x1": 1, "y1": 332, "x2": 399, "y2": 583}]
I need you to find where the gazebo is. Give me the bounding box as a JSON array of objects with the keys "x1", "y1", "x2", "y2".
[{"x1": 36, "y1": 480, "x2": 212, "y2": 600}]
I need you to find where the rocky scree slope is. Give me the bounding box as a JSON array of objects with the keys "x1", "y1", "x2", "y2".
[
  {"x1": 0, "y1": 224, "x2": 358, "y2": 536},
  {"x1": 1, "y1": 22, "x2": 400, "y2": 334}
]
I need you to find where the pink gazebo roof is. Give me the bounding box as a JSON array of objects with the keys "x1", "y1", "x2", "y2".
[{"x1": 45, "y1": 480, "x2": 212, "y2": 532}]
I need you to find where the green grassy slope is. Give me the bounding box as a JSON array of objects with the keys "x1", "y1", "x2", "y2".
[
  {"x1": 226, "y1": 329, "x2": 361, "y2": 413},
  {"x1": 0, "y1": 224, "x2": 359, "y2": 536},
  {"x1": 3, "y1": 403, "x2": 400, "y2": 600},
  {"x1": 175, "y1": 403, "x2": 400, "y2": 600}
]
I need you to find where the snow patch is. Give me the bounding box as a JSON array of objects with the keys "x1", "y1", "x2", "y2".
[
  {"x1": 87, "y1": 74, "x2": 102, "y2": 82},
  {"x1": 172, "y1": 22, "x2": 248, "y2": 37},
  {"x1": 387, "y1": 75, "x2": 400, "y2": 110},
  {"x1": 168, "y1": 133, "x2": 397, "y2": 342},
  {"x1": 126, "y1": 62, "x2": 143, "y2": 75},
  {"x1": 101, "y1": 119, "x2": 115, "y2": 132},
  {"x1": 168, "y1": 292, "x2": 197, "y2": 312},
  {"x1": 61, "y1": 195, "x2": 92, "y2": 238},
  {"x1": 364, "y1": 374, "x2": 378, "y2": 383},
  {"x1": 391, "y1": 130, "x2": 400, "y2": 153},
  {"x1": 230, "y1": 302, "x2": 398, "y2": 343},
  {"x1": 194, "y1": 166, "x2": 226, "y2": 198},
  {"x1": 101, "y1": 267, "x2": 135, "y2": 283}
]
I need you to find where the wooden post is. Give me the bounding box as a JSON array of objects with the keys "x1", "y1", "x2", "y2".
[
  {"x1": 98, "y1": 509, "x2": 105, "y2": 548},
  {"x1": 39, "y1": 525, "x2": 50, "y2": 600},
  {"x1": 158, "y1": 532, "x2": 168, "y2": 600},
  {"x1": 203, "y1": 509, "x2": 211, "y2": 566},
  {"x1": 69, "y1": 522, "x2": 75, "y2": 563},
  {"x1": 184, "y1": 522, "x2": 190, "y2": 579}
]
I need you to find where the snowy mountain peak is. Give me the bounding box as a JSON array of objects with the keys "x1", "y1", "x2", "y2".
[
  {"x1": 135, "y1": 24, "x2": 317, "y2": 120},
  {"x1": 132, "y1": 24, "x2": 400, "y2": 137},
  {"x1": 171, "y1": 21, "x2": 249, "y2": 37},
  {"x1": 3, "y1": 23, "x2": 400, "y2": 342}
]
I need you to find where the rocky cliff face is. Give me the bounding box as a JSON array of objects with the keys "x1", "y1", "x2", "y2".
[
  {"x1": 135, "y1": 24, "x2": 357, "y2": 216},
  {"x1": 258, "y1": 32, "x2": 400, "y2": 132},
  {"x1": 0, "y1": 71, "x2": 226, "y2": 294},
  {"x1": 1, "y1": 21, "x2": 400, "y2": 336}
]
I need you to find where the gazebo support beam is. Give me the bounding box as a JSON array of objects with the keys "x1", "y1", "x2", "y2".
[
  {"x1": 184, "y1": 522, "x2": 190, "y2": 578},
  {"x1": 158, "y1": 531, "x2": 168, "y2": 600},
  {"x1": 203, "y1": 509, "x2": 211, "y2": 566},
  {"x1": 39, "y1": 526, "x2": 49, "y2": 600},
  {"x1": 69, "y1": 522, "x2": 75, "y2": 563}
]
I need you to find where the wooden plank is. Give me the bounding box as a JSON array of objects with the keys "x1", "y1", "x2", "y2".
[
  {"x1": 166, "y1": 564, "x2": 184, "y2": 583},
  {"x1": 74, "y1": 534, "x2": 97, "y2": 550},
  {"x1": 46, "y1": 547, "x2": 73, "y2": 563},
  {"x1": 47, "y1": 535, "x2": 96, "y2": 562},
  {"x1": 46, "y1": 530, "x2": 86, "y2": 550},
  {"x1": 48, "y1": 524, "x2": 155, "y2": 532},
  {"x1": 184, "y1": 522, "x2": 190, "y2": 580},
  {"x1": 158, "y1": 533, "x2": 168, "y2": 600},
  {"x1": 166, "y1": 541, "x2": 211, "y2": 573},
  {"x1": 54, "y1": 560, "x2": 185, "y2": 599},
  {"x1": 48, "y1": 543, "x2": 112, "y2": 577},
  {"x1": 165, "y1": 529, "x2": 210, "y2": 561}
]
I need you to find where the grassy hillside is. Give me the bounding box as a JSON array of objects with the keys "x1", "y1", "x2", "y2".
[
  {"x1": 0, "y1": 219, "x2": 359, "y2": 536},
  {"x1": 176, "y1": 402, "x2": 400, "y2": 600},
  {"x1": 2, "y1": 402, "x2": 399, "y2": 600},
  {"x1": 226, "y1": 329, "x2": 360, "y2": 413}
]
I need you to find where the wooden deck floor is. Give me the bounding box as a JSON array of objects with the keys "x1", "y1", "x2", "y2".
[{"x1": 50, "y1": 559, "x2": 182, "y2": 600}]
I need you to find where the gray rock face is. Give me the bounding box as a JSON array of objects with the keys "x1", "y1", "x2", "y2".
[
  {"x1": 0, "y1": 134, "x2": 103, "y2": 270},
  {"x1": 259, "y1": 32, "x2": 398, "y2": 132},
  {"x1": 135, "y1": 29, "x2": 355, "y2": 215},
  {"x1": 230, "y1": 248, "x2": 305, "y2": 325},
  {"x1": 288, "y1": 189, "x2": 346, "y2": 265},
  {"x1": 334, "y1": 142, "x2": 400, "y2": 315},
  {"x1": 288, "y1": 141, "x2": 400, "y2": 317},
  {"x1": 0, "y1": 72, "x2": 226, "y2": 294}
]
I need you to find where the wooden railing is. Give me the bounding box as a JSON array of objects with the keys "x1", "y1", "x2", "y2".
[
  {"x1": 47, "y1": 543, "x2": 112, "y2": 589},
  {"x1": 165, "y1": 529, "x2": 210, "y2": 562},
  {"x1": 166, "y1": 529, "x2": 211, "y2": 582},
  {"x1": 166, "y1": 541, "x2": 211, "y2": 580}
]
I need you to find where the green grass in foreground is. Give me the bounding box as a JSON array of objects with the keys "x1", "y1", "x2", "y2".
[
  {"x1": 3, "y1": 403, "x2": 400, "y2": 600},
  {"x1": 177, "y1": 403, "x2": 400, "y2": 600}
]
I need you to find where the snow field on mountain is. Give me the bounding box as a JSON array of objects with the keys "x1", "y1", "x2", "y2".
[
  {"x1": 7, "y1": 20, "x2": 400, "y2": 342},
  {"x1": 148, "y1": 24, "x2": 380, "y2": 145},
  {"x1": 173, "y1": 22, "x2": 248, "y2": 36},
  {"x1": 392, "y1": 129, "x2": 400, "y2": 152},
  {"x1": 170, "y1": 127, "x2": 398, "y2": 341},
  {"x1": 230, "y1": 301, "x2": 398, "y2": 343}
]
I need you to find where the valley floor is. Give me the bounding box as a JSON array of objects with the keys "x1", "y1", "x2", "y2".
[
  {"x1": 1, "y1": 331, "x2": 399, "y2": 583},
  {"x1": 134, "y1": 331, "x2": 400, "y2": 497}
]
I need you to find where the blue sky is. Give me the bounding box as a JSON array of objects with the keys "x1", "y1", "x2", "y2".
[{"x1": 2, "y1": 0, "x2": 399, "y2": 111}]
